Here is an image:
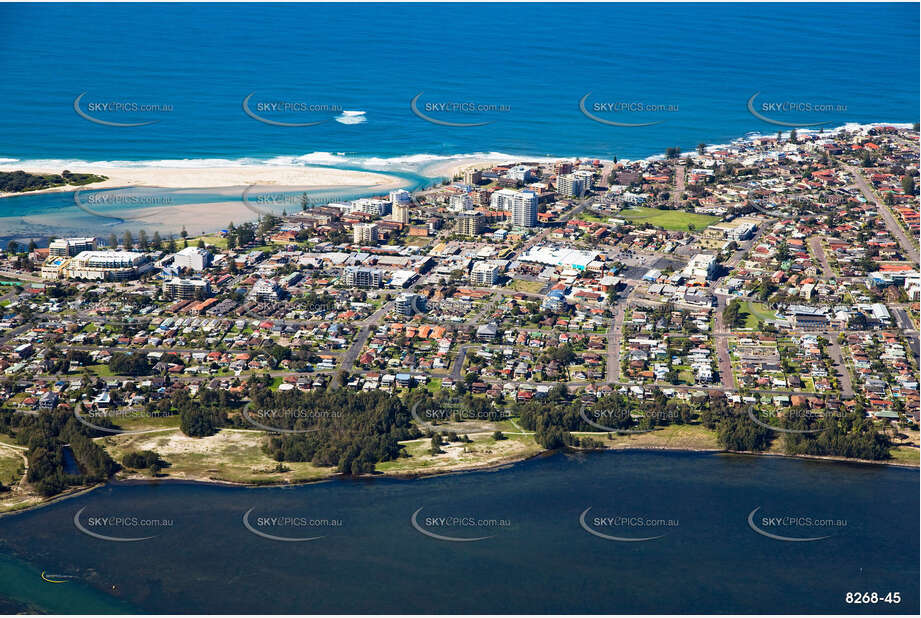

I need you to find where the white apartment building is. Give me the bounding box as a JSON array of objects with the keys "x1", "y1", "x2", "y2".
[
  {"x1": 350, "y1": 198, "x2": 390, "y2": 217},
  {"x1": 353, "y1": 223, "x2": 379, "y2": 245},
  {"x1": 684, "y1": 253, "x2": 717, "y2": 281},
  {"x1": 163, "y1": 277, "x2": 211, "y2": 299},
  {"x1": 171, "y1": 246, "x2": 212, "y2": 271},
  {"x1": 392, "y1": 202, "x2": 410, "y2": 224},
  {"x1": 491, "y1": 189, "x2": 538, "y2": 227},
  {"x1": 48, "y1": 237, "x2": 97, "y2": 257},
  {"x1": 344, "y1": 266, "x2": 383, "y2": 288},
  {"x1": 470, "y1": 261, "x2": 501, "y2": 286},
  {"x1": 557, "y1": 174, "x2": 586, "y2": 198},
  {"x1": 449, "y1": 193, "x2": 474, "y2": 212}
]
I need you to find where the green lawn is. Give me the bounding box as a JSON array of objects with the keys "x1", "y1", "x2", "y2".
[
  {"x1": 889, "y1": 446, "x2": 920, "y2": 466},
  {"x1": 617, "y1": 207, "x2": 719, "y2": 231},
  {"x1": 578, "y1": 212, "x2": 607, "y2": 223},
  {"x1": 508, "y1": 279, "x2": 544, "y2": 293},
  {"x1": 188, "y1": 234, "x2": 229, "y2": 249},
  {"x1": 84, "y1": 363, "x2": 116, "y2": 377},
  {"x1": 0, "y1": 448, "x2": 23, "y2": 485},
  {"x1": 740, "y1": 301, "x2": 778, "y2": 328}
]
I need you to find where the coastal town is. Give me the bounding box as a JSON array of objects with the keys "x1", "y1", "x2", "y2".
[{"x1": 1, "y1": 123, "x2": 919, "y2": 512}]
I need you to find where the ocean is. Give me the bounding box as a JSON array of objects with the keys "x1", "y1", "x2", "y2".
[
  {"x1": 0, "y1": 2, "x2": 917, "y2": 171},
  {"x1": 0, "y1": 451, "x2": 917, "y2": 614}
]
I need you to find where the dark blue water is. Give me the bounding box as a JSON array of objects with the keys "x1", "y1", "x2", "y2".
[
  {"x1": 61, "y1": 446, "x2": 80, "y2": 476},
  {"x1": 0, "y1": 451, "x2": 917, "y2": 614},
  {"x1": 0, "y1": 2, "x2": 917, "y2": 167}
]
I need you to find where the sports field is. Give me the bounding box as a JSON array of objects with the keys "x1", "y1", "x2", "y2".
[{"x1": 618, "y1": 207, "x2": 719, "y2": 231}]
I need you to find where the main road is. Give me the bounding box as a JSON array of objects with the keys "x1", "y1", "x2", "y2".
[
  {"x1": 808, "y1": 236, "x2": 835, "y2": 279},
  {"x1": 712, "y1": 294, "x2": 736, "y2": 390},
  {"x1": 844, "y1": 164, "x2": 919, "y2": 263}
]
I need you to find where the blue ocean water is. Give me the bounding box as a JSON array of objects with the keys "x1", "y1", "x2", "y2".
[{"x1": 0, "y1": 2, "x2": 917, "y2": 169}]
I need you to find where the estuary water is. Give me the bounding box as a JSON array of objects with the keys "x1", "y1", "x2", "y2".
[{"x1": 0, "y1": 450, "x2": 917, "y2": 614}]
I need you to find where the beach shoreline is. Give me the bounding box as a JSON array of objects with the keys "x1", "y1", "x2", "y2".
[
  {"x1": 0, "y1": 164, "x2": 417, "y2": 239},
  {"x1": 2, "y1": 443, "x2": 916, "y2": 518},
  {"x1": 0, "y1": 164, "x2": 408, "y2": 199}
]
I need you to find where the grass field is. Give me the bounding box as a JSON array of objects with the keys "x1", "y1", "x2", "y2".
[
  {"x1": 617, "y1": 207, "x2": 719, "y2": 231},
  {"x1": 189, "y1": 234, "x2": 229, "y2": 249},
  {"x1": 508, "y1": 279, "x2": 545, "y2": 294},
  {"x1": 889, "y1": 446, "x2": 920, "y2": 466},
  {"x1": 571, "y1": 423, "x2": 720, "y2": 450},
  {"x1": 739, "y1": 301, "x2": 778, "y2": 328},
  {"x1": 99, "y1": 427, "x2": 333, "y2": 484},
  {"x1": 0, "y1": 446, "x2": 24, "y2": 485}
]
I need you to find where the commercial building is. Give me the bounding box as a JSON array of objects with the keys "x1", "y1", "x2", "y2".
[
  {"x1": 519, "y1": 246, "x2": 599, "y2": 271},
  {"x1": 162, "y1": 277, "x2": 211, "y2": 299},
  {"x1": 344, "y1": 266, "x2": 383, "y2": 288},
  {"x1": 45, "y1": 250, "x2": 152, "y2": 281},
  {"x1": 702, "y1": 217, "x2": 759, "y2": 246}
]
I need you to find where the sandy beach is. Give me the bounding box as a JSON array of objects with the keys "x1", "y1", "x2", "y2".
[
  {"x1": 0, "y1": 164, "x2": 406, "y2": 197},
  {"x1": 0, "y1": 164, "x2": 412, "y2": 238},
  {"x1": 422, "y1": 156, "x2": 526, "y2": 180}
]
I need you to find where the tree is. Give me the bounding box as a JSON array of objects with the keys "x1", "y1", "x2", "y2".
[
  {"x1": 122, "y1": 231, "x2": 133, "y2": 249},
  {"x1": 697, "y1": 143, "x2": 706, "y2": 156},
  {"x1": 901, "y1": 174, "x2": 915, "y2": 195},
  {"x1": 180, "y1": 407, "x2": 219, "y2": 438},
  {"x1": 429, "y1": 433, "x2": 444, "y2": 455},
  {"x1": 723, "y1": 299, "x2": 743, "y2": 329},
  {"x1": 6, "y1": 241, "x2": 18, "y2": 254},
  {"x1": 108, "y1": 233, "x2": 118, "y2": 249}
]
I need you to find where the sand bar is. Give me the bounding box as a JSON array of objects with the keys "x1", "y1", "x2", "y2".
[{"x1": 0, "y1": 164, "x2": 406, "y2": 197}]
